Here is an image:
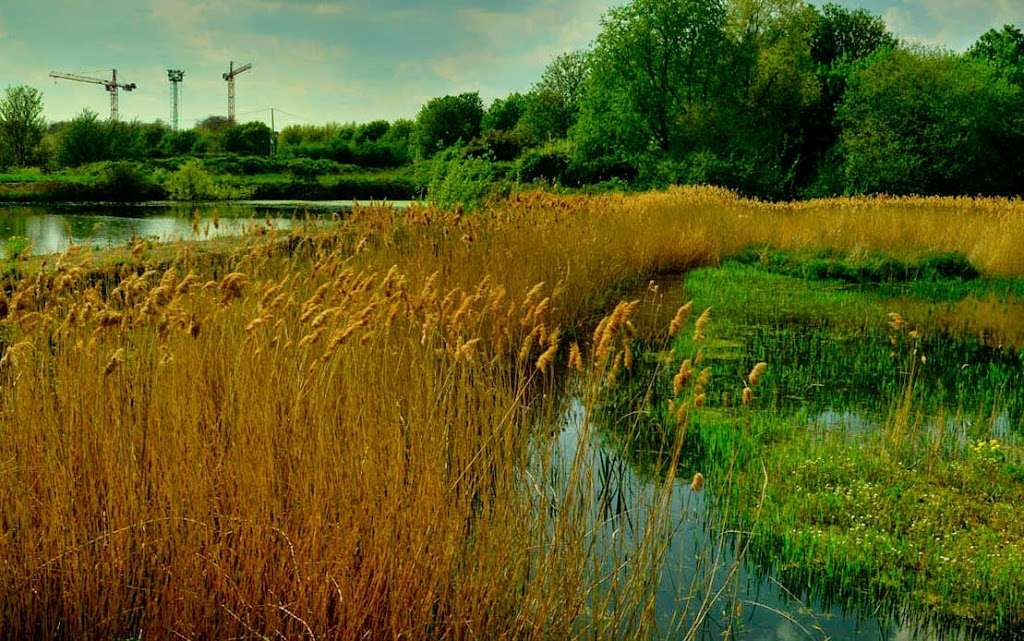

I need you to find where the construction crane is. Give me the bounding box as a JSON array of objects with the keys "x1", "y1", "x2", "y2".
[
  {"x1": 222, "y1": 61, "x2": 252, "y2": 123},
  {"x1": 48, "y1": 69, "x2": 137, "y2": 121},
  {"x1": 167, "y1": 69, "x2": 185, "y2": 131}
]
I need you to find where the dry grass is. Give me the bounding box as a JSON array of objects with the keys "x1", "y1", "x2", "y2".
[{"x1": 0, "y1": 187, "x2": 1021, "y2": 640}]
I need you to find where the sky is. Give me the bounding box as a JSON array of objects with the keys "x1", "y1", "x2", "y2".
[{"x1": 0, "y1": 0, "x2": 1021, "y2": 128}]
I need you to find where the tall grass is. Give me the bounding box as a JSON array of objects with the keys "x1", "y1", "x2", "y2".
[{"x1": 0, "y1": 187, "x2": 1022, "y2": 638}]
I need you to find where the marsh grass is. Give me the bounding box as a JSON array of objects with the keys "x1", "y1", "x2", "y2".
[
  {"x1": 2, "y1": 187, "x2": 1024, "y2": 639},
  {"x1": 633, "y1": 250, "x2": 1024, "y2": 635}
]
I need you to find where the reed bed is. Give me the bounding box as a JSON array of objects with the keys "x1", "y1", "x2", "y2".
[{"x1": 0, "y1": 187, "x2": 1022, "y2": 639}]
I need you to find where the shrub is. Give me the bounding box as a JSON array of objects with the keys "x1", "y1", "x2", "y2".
[
  {"x1": 164, "y1": 160, "x2": 250, "y2": 201},
  {"x1": 516, "y1": 141, "x2": 574, "y2": 184},
  {"x1": 427, "y1": 156, "x2": 497, "y2": 211}
]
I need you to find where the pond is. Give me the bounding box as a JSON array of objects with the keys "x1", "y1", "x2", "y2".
[{"x1": 0, "y1": 200, "x2": 416, "y2": 257}]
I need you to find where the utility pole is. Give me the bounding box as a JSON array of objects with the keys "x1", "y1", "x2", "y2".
[
  {"x1": 270, "y1": 107, "x2": 276, "y2": 156},
  {"x1": 222, "y1": 61, "x2": 252, "y2": 123},
  {"x1": 49, "y1": 69, "x2": 137, "y2": 121},
  {"x1": 167, "y1": 69, "x2": 185, "y2": 131}
]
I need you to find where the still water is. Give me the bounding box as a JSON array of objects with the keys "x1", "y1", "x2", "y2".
[
  {"x1": 559, "y1": 398, "x2": 965, "y2": 641},
  {"x1": 0, "y1": 201, "x2": 415, "y2": 256}
]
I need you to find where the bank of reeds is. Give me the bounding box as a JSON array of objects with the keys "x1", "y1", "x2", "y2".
[{"x1": 1, "y1": 187, "x2": 1022, "y2": 639}]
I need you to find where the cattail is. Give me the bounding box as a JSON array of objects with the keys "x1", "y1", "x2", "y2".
[
  {"x1": 298, "y1": 327, "x2": 327, "y2": 349},
  {"x1": 517, "y1": 330, "x2": 536, "y2": 365},
  {"x1": 690, "y1": 472, "x2": 705, "y2": 492},
  {"x1": 697, "y1": 367, "x2": 711, "y2": 387},
  {"x1": 668, "y1": 301, "x2": 693, "y2": 336},
  {"x1": 104, "y1": 348, "x2": 125, "y2": 376},
  {"x1": 568, "y1": 342, "x2": 583, "y2": 372},
  {"x1": 523, "y1": 282, "x2": 546, "y2": 308},
  {"x1": 675, "y1": 401, "x2": 690, "y2": 425},
  {"x1": 532, "y1": 297, "x2": 550, "y2": 321},
  {"x1": 742, "y1": 387, "x2": 753, "y2": 406},
  {"x1": 673, "y1": 359, "x2": 693, "y2": 396},
  {"x1": 748, "y1": 362, "x2": 768, "y2": 387},
  {"x1": 457, "y1": 338, "x2": 482, "y2": 362},
  {"x1": 693, "y1": 307, "x2": 711, "y2": 342}
]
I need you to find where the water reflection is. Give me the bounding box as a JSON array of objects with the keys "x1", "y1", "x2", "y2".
[
  {"x1": 0, "y1": 201, "x2": 413, "y2": 256},
  {"x1": 557, "y1": 397, "x2": 954, "y2": 641}
]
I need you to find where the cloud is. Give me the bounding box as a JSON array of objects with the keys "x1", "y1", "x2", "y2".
[{"x1": 877, "y1": 0, "x2": 1024, "y2": 49}]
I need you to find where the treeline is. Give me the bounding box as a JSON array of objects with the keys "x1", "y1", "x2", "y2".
[{"x1": 2, "y1": 0, "x2": 1023, "y2": 201}]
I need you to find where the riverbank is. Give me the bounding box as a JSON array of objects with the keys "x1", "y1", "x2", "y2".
[{"x1": 0, "y1": 163, "x2": 420, "y2": 203}]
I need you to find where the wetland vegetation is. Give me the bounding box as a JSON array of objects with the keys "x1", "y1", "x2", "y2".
[
  {"x1": 0, "y1": 188, "x2": 1022, "y2": 639},
  {"x1": 1, "y1": 0, "x2": 1023, "y2": 639}
]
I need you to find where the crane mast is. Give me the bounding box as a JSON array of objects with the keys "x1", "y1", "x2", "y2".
[
  {"x1": 222, "y1": 61, "x2": 252, "y2": 123},
  {"x1": 49, "y1": 69, "x2": 137, "y2": 121},
  {"x1": 168, "y1": 70, "x2": 185, "y2": 131}
]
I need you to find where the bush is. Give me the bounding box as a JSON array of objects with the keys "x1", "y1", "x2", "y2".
[
  {"x1": 516, "y1": 141, "x2": 574, "y2": 184},
  {"x1": 85, "y1": 161, "x2": 162, "y2": 201},
  {"x1": 164, "y1": 160, "x2": 249, "y2": 201},
  {"x1": 427, "y1": 156, "x2": 498, "y2": 211},
  {"x1": 285, "y1": 158, "x2": 342, "y2": 181},
  {"x1": 464, "y1": 130, "x2": 524, "y2": 162}
]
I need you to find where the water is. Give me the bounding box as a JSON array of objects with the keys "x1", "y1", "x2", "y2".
[
  {"x1": 557, "y1": 398, "x2": 960, "y2": 641},
  {"x1": 0, "y1": 201, "x2": 416, "y2": 256}
]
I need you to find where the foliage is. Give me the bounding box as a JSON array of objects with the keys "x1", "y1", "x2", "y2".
[
  {"x1": 224, "y1": 121, "x2": 272, "y2": 156},
  {"x1": 0, "y1": 85, "x2": 46, "y2": 167},
  {"x1": 515, "y1": 140, "x2": 575, "y2": 185},
  {"x1": 517, "y1": 52, "x2": 590, "y2": 145},
  {"x1": 163, "y1": 160, "x2": 240, "y2": 201},
  {"x1": 576, "y1": 0, "x2": 727, "y2": 157},
  {"x1": 838, "y1": 47, "x2": 1024, "y2": 195},
  {"x1": 968, "y1": 24, "x2": 1024, "y2": 88},
  {"x1": 483, "y1": 94, "x2": 527, "y2": 133},
  {"x1": 57, "y1": 109, "x2": 110, "y2": 167},
  {"x1": 426, "y1": 154, "x2": 498, "y2": 211},
  {"x1": 414, "y1": 93, "x2": 484, "y2": 158}
]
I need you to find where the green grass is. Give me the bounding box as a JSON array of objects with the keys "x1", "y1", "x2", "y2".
[
  {"x1": 0, "y1": 162, "x2": 420, "y2": 202},
  {"x1": 608, "y1": 250, "x2": 1024, "y2": 635}
]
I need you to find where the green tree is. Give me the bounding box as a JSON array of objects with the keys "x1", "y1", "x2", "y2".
[
  {"x1": 968, "y1": 25, "x2": 1024, "y2": 87},
  {"x1": 58, "y1": 109, "x2": 109, "y2": 167},
  {"x1": 224, "y1": 121, "x2": 272, "y2": 156},
  {"x1": 0, "y1": 85, "x2": 46, "y2": 167},
  {"x1": 483, "y1": 93, "x2": 527, "y2": 132},
  {"x1": 519, "y1": 52, "x2": 590, "y2": 144},
  {"x1": 810, "y1": 2, "x2": 897, "y2": 67},
  {"x1": 414, "y1": 93, "x2": 484, "y2": 158},
  {"x1": 574, "y1": 0, "x2": 727, "y2": 166},
  {"x1": 837, "y1": 47, "x2": 1024, "y2": 195}
]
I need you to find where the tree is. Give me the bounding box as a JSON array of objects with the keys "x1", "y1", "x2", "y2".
[
  {"x1": 518, "y1": 52, "x2": 590, "y2": 144},
  {"x1": 810, "y1": 3, "x2": 897, "y2": 68},
  {"x1": 0, "y1": 85, "x2": 46, "y2": 167},
  {"x1": 224, "y1": 121, "x2": 272, "y2": 156},
  {"x1": 797, "y1": 2, "x2": 896, "y2": 195},
  {"x1": 837, "y1": 47, "x2": 1024, "y2": 195},
  {"x1": 721, "y1": 0, "x2": 822, "y2": 197},
  {"x1": 968, "y1": 25, "x2": 1024, "y2": 87},
  {"x1": 414, "y1": 93, "x2": 484, "y2": 158},
  {"x1": 58, "y1": 109, "x2": 109, "y2": 167},
  {"x1": 483, "y1": 93, "x2": 527, "y2": 132},
  {"x1": 574, "y1": 0, "x2": 728, "y2": 158}
]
